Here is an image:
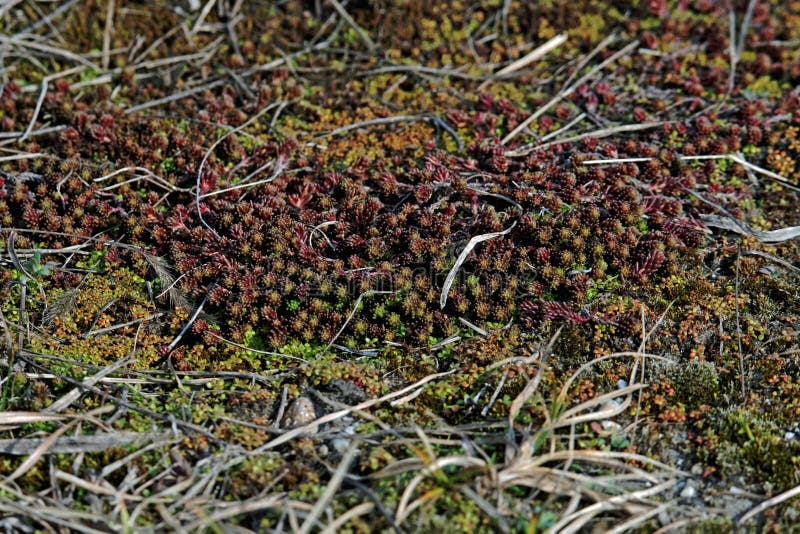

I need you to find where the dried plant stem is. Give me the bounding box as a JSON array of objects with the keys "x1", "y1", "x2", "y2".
[
  {"x1": 20, "y1": 65, "x2": 86, "y2": 142},
  {"x1": 244, "y1": 369, "x2": 457, "y2": 453},
  {"x1": 299, "y1": 441, "x2": 359, "y2": 534},
  {"x1": 477, "y1": 33, "x2": 567, "y2": 90},
  {"x1": 102, "y1": 0, "x2": 115, "y2": 71},
  {"x1": 165, "y1": 294, "x2": 208, "y2": 354},
  {"x1": 194, "y1": 101, "x2": 282, "y2": 236},
  {"x1": 0, "y1": 152, "x2": 46, "y2": 163},
  {"x1": 328, "y1": 0, "x2": 376, "y2": 52},
  {"x1": 735, "y1": 243, "x2": 746, "y2": 399},
  {"x1": 0, "y1": 125, "x2": 67, "y2": 145},
  {"x1": 6, "y1": 405, "x2": 114, "y2": 482},
  {"x1": 321, "y1": 290, "x2": 395, "y2": 354},
  {"x1": 125, "y1": 80, "x2": 226, "y2": 114},
  {"x1": 501, "y1": 38, "x2": 638, "y2": 146},
  {"x1": 320, "y1": 502, "x2": 375, "y2": 534},
  {"x1": 739, "y1": 483, "x2": 800, "y2": 525},
  {"x1": 190, "y1": 0, "x2": 217, "y2": 35},
  {"x1": 507, "y1": 121, "x2": 667, "y2": 157},
  {"x1": 537, "y1": 111, "x2": 586, "y2": 143},
  {"x1": 15, "y1": 0, "x2": 80, "y2": 34},
  {"x1": 0, "y1": 34, "x2": 98, "y2": 69},
  {"x1": 47, "y1": 356, "x2": 133, "y2": 413}
]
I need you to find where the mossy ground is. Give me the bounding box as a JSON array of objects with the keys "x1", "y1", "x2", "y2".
[{"x1": 0, "y1": 1, "x2": 799, "y2": 531}]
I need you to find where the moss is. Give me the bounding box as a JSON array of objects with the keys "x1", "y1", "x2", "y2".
[
  {"x1": 684, "y1": 518, "x2": 736, "y2": 534},
  {"x1": 671, "y1": 359, "x2": 720, "y2": 410},
  {"x1": 708, "y1": 408, "x2": 800, "y2": 491},
  {"x1": 3, "y1": 0, "x2": 800, "y2": 529}
]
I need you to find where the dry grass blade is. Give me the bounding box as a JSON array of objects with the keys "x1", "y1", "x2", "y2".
[
  {"x1": 321, "y1": 502, "x2": 375, "y2": 534},
  {"x1": 0, "y1": 152, "x2": 46, "y2": 163},
  {"x1": 606, "y1": 502, "x2": 673, "y2": 534},
  {"x1": 0, "y1": 431, "x2": 169, "y2": 455},
  {"x1": 537, "y1": 111, "x2": 587, "y2": 143},
  {"x1": 549, "y1": 479, "x2": 676, "y2": 534},
  {"x1": 478, "y1": 33, "x2": 567, "y2": 90},
  {"x1": 47, "y1": 356, "x2": 132, "y2": 413},
  {"x1": 584, "y1": 157, "x2": 655, "y2": 164},
  {"x1": 195, "y1": 101, "x2": 283, "y2": 237},
  {"x1": 0, "y1": 500, "x2": 110, "y2": 534},
  {"x1": 742, "y1": 249, "x2": 800, "y2": 275},
  {"x1": 508, "y1": 121, "x2": 668, "y2": 157},
  {"x1": 369, "y1": 457, "x2": 427, "y2": 479},
  {"x1": 315, "y1": 114, "x2": 426, "y2": 140},
  {"x1": 504, "y1": 450, "x2": 684, "y2": 480},
  {"x1": 508, "y1": 329, "x2": 559, "y2": 425},
  {"x1": 183, "y1": 496, "x2": 286, "y2": 532},
  {"x1": 555, "y1": 384, "x2": 647, "y2": 423},
  {"x1": 458, "y1": 316, "x2": 489, "y2": 336},
  {"x1": 459, "y1": 486, "x2": 510, "y2": 533},
  {"x1": 739, "y1": 483, "x2": 800, "y2": 525},
  {"x1": 22, "y1": 355, "x2": 219, "y2": 440},
  {"x1": 299, "y1": 441, "x2": 360, "y2": 534},
  {"x1": 20, "y1": 65, "x2": 86, "y2": 142},
  {"x1": 12, "y1": 0, "x2": 79, "y2": 34},
  {"x1": 190, "y1": 0, "x2": 217, "y2": 35},
  {"x1": 0, "y1": 35, "x2": 98, "y2": 69},
  {"x1": 54, "y1": 469, "x2": 142, "y2": 501},
  {"x1": 502, "y1": 39, "x2": 638, "y2": 146},
  {"x1": 321, "y1": 290, "x2": 394, "y2": 354},
  {"x1": 328, "y1": 0, "x2": 376, "y2": 52},
  {"x1": 94, "y1": 166, "x2": 191, "y2": 194},
  {"x1": 586, "y1": 152, "x2": 797, "y2": 189},
  {"x1": 558, "y1": 351, "x2": 673, "y2": 403},
  {"x1": 197, "y1": 171, "x2": 279, "y2": 199},
  {"x1": 440, "y1": 220, "x2": 517, "y2": 308},
  {"x1": 0, "y1": 412, "x2": 66, "y2": 426},
  {"x1": 125, "y1": 80, "x2": 226, "y2": 114},
  {"x1": 244, "y1": 369, "x2": 457, "y2": 453},
  {"x1": 701, "y1": 214, "x2": 800, "y2": 243},
  {"x1": 101, "y1": 0, "x2": 115, "y2": 71},
  {"x1": 396, "y1": 456, "x2": 488, "y2": 524},
  {"x1": 5, "y1": 420, "x2": 75, "y2": 482},
  {"x1": 100, "y1": 438, "x2": 179, "y2": 480},
  {"x1": 155, "y1": 502, "x2": 187, "y2": 534}
]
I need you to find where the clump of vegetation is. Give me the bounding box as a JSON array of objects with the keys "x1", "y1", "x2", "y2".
[{"x1": 1, "y1": 0, "x2": 799, "y2": 531}]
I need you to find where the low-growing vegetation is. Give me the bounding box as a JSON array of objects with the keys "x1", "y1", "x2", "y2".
[{"x1": 0, "y1": 0, "x2": 799, "y2": 531}]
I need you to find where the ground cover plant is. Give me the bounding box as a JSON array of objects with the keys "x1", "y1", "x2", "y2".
[{"x1": 0, "y1": 0, "x2": 799, "y2": 531}]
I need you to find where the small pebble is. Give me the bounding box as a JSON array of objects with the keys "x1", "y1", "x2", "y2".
[
  {"x1": 282, "y1": 396, "x2": 318, "y2": 432},
  {"x1": 680, "y1": 484, "x2": 697, "y2": 499}
]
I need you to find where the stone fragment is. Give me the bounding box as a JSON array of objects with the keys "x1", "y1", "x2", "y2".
[{"x1": 282, "y1": 396, "x2": 318, "y2": 433}]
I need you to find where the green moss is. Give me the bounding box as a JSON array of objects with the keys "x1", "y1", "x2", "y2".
[
  {"x1": 671, "y1": 360, "x2": 720, "y2": 410},
  {"x1": 745, "y1": 76, "x2": 783, "y2": 98},
  {"x1": 710, "y1": 409, "x2": 800, "y2": 491}
]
